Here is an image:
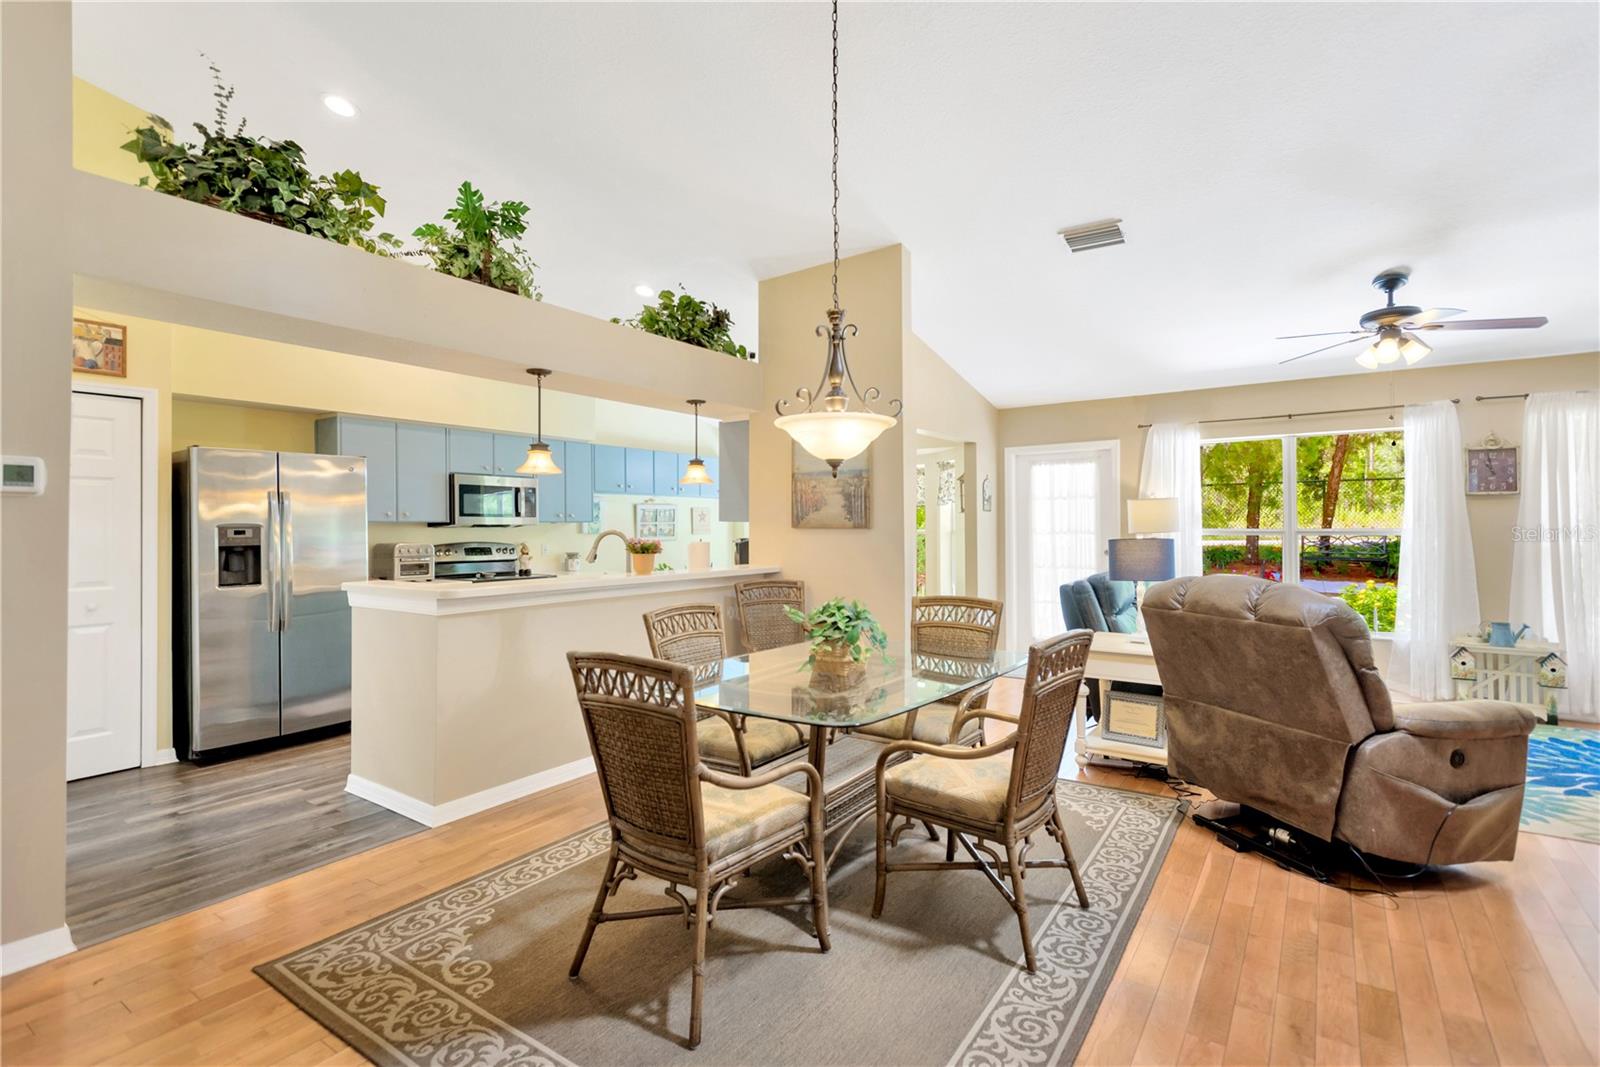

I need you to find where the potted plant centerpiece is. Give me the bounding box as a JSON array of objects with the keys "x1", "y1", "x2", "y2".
[
  {"x1": 625, "y1": 538, "x2": 662, "y2": 576},
  {"x1": 784, "y1": 598, "x2": 889, "y2": 689}
]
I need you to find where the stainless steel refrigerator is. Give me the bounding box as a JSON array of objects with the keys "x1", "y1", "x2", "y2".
[{"x1": 176, "y1": 446, "x2": 367, "y2": 758}]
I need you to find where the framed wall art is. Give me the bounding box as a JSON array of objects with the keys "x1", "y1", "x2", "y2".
[
  {"x1": 792, "y1": 443, "x2": 871, "y2": 529},
  {"x1": 635, "y1": 502, "x2": 677, "y2": 540},
  {"x1": 72, "y1": 318, "x2": 127, "y2": 378}
]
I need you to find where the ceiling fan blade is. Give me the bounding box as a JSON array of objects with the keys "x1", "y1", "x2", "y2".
[
  {"x1": 1418, "y1": 316, "x2": 1548, "y2": 331},
  {"x1": 1399, "y1": 307, "x2": 1466, "y2": 327},
  {"x1": 1278, "y1": 335, "x2": 1373, "y2": 365},
  {"x1": 1274, "y1": 330, "x2": 1370, "y2": 340}
]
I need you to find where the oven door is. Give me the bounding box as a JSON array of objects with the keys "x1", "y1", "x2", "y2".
[{"x1": 449, "y1": 474, "x2": 537, "y2": 526}]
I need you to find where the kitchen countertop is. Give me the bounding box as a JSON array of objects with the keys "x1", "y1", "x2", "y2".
[{"x1": 343, "y1": 564, "x2": 780, "y2": 616}]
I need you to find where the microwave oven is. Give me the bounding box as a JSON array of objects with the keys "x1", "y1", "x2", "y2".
[{"x1": 448, "y1": 472, "x2": 538, "y2": 526}]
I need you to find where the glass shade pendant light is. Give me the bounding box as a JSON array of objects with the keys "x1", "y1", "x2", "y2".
[
  {"x1": 514, "y1": 368, "x2": 562, "y2": 475},
  {"x1": 773, "y1": 0, "x2": 901, "y2": 477},
  {"x1": 680, "y1": 399, "x2": 714, "y2": 486}
]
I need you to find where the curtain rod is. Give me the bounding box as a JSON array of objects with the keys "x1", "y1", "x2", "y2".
[{"x1": 1136, "y1": 399, "x2": 1458, "y2": 430}]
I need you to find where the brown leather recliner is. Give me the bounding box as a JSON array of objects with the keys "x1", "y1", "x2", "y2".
[{"x1": 1143, "y1": 574, "x2": 1536, "y2": 866}]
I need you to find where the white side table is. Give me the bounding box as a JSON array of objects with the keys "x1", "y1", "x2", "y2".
[{"x1": 1077, "y1": 631, "x2": 1166, "y2": 767}]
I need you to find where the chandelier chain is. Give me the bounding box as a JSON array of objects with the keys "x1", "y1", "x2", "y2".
[{"x1": 830, "y1": 0, "x2": 840, "y2": 311}]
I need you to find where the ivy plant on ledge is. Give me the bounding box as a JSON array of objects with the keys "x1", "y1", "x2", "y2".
[
  {"x1": 408, "y1": 182, "x2": 542, "y2": 300},
  {"x1": 121, "y1": 58, "x2": 399, "y2": 254},
  {"x1": 613, "y1": 288, "x2": 755, "y2": 360}
]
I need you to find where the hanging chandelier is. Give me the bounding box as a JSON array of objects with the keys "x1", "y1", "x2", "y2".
[
  {"x1": 514, "y1": 368, "x2": 562, "y2": 475},
  {"x1": 774, "y1": 0, "x2": 901, "y2": 477},
  {"x1": 680, "y1": 399, "x2": 714, "y2": 486}
]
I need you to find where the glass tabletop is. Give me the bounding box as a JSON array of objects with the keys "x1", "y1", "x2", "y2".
[{"x1": 695, "y1": 642, "x2": 1030, "y2": 728}]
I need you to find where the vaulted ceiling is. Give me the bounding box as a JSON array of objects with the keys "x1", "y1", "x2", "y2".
[{"x1": 73, "y1": 2, "x2": 1599, "y2": 408}]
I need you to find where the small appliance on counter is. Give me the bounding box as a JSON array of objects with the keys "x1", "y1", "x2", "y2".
[
  {"x1": 734, "y1": 538, "x2": 750, "y2": 565},
  {"x1": 370, "y1": 542, "x2": 435, "y2": 582},
  {"x1": 434, "y1": 541, "x2": 557, "y2": 583}
]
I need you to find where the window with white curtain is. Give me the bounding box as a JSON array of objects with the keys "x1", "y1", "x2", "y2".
[{"x1": 1008, "y1": 445, "x2": 1118, "y2": 644}]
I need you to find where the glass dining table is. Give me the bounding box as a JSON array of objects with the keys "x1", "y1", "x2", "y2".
[{"x1": 695, "y1": 641, "x2": 1031, "y2": 863}]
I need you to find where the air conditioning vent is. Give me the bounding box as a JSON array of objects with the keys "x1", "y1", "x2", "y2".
[{"x1": 1058, "y1": 218, "x2": 1125, "y2": 253}]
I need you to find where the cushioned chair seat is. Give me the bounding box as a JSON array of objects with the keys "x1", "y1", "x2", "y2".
[
  {"x1": 700, "y1": 782, "x2": 809, "y2": 859},
  {"x1": 697, "y1": 715, "x2": 807, "y2": 767},
  {"x1": 883, "y1": 751, "x2": 1013, "y2": 824},
  {"x1": 855, "y1": 702, "x2": 983, "y2": 744}
]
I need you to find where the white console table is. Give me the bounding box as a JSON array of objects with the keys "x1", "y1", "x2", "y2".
[{"x1": 1076, "y1": 631, "x2": 1166, "y2": 768}]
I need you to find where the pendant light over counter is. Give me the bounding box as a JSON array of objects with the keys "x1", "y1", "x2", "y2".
[
  {"x1": 680, "y1": 399, "x2": 714, "y2": 486},
  {"x1": 773, "y1": 0, "x2": 901, "y2": 478},
  {"x1": 514, "y1": 368, "x2": 562, "y2": 475}
]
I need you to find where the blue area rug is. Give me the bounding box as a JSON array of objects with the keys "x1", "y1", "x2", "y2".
[{"x1": 1522, "y1": 724, "x2": 1600, "y2": 844}]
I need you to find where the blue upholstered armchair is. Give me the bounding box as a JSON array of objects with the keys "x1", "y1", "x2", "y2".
[{"x1": 1060, "y1": 573, "x2": 1137, "y2": 634}]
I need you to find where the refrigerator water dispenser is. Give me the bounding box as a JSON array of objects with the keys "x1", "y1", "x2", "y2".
[{"x1": 216, "y1": 525, "x2": 263, "y2": 587}]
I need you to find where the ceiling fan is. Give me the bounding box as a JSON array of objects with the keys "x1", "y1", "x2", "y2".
[{"x1": 1277, "y1": 268, "x2": 1548, "y2": 369}]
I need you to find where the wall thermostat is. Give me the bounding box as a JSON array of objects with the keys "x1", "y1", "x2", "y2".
[{"x1": 1, "y1": 456, "x2": 47, "y2": 496}]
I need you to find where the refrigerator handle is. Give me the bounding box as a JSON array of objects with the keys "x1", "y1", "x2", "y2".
[
  {"x1": 279, "y1": 490, "x2": 295, "y2": 630},
  {"x1": 266, "y1": 490, "x2": 282, "y2": 632}
]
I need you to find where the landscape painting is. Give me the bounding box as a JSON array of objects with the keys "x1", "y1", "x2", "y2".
[{"x1": 792, "y1": 443, "x2": 870, "y2": 529}]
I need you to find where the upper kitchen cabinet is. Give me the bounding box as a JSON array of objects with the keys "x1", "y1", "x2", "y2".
[
  {"x1": 560, "y1": 441, "x2": 596, "y2": 523},
  {"x1": 654, "y1": 451, "x2": 683, "y2": 498},
  {"x1": 696, "y1": 455, "x2": 720, "y2": 499},
  {"x1": 593, "y1": 444, "x2": 626, "y2": 494},
  {"x1": 316, "y1": 415, "x2": 398, "y2": 522},
  {"x1": 492, "y1": 433, "x2": 532, "y2": 476},
  {"x1": 534, "y1": 440, "x2": 567, "y2": 523},
  {"x1": 394, "y1": 423, "x2": 449, "y2": 524},
  {"x1": 624, "y1": 448, "x2": 654, "y2": 495},
  {"x1": 448, "y1": 428, "x2": 494, "y2": 476}
]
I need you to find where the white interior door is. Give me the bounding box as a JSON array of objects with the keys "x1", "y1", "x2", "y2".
[
  {"x1": 1008, "y1": 444, "x2": 1119, "y2": 646},
  {"x1": 67, "y1": 391, "x2": 143, "y2": 780}
]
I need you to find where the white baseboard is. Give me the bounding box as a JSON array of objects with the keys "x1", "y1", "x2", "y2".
[
  {"x1": 346, "y1": 757, "x2": 596, "y2": 829},
  {"x1": 144, "y1": 747, "x2": 178, "y2": 768},
  {"x1": 1, "y1": 925, "x2": 76, "y2": 976}
]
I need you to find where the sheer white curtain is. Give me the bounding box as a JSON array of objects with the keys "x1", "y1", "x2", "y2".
[
  {"x1": 1510, "y1": 391, "x2": 1599, "y2": 721},
  {"x1": 1137, "y1": 422, "x2": 1202, "y2": 577},
  {"x1": 1391, "y1": 400, "x2": 1480, "y2": 699}
]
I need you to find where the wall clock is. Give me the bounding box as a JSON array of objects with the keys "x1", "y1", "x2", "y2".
[{"x1": 1466, "y1": 434, "x2": 1518, "y2": 495}]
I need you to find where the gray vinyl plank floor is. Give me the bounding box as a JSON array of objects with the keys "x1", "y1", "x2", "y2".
[{"x1": 66, "y1": 733, "x2": 423, "y2": 948}]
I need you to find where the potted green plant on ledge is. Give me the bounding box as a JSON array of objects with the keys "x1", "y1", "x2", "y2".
[
  {"x1": 625, "y1": 537, "x2": 662, "y2": 576},
  {"x1": 121, "y1": 58, "x2": 399, "y2": 254},
  {"x1": 785, "y1": 597, "x2": 889, "y2": 688},
  {"x1": 410, "y1": 182, "x2": 542, "y2": 299},
  {"x1": 613, "y1": 288, "x2": 754, "y2": 360}
]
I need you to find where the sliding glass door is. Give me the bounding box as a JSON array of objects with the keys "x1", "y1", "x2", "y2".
[{"x1": 1006, "y1": 443, "x2": 1120, "y2": 646}]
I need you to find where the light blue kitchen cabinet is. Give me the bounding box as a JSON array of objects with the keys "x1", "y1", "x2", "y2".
[
  {"x1": 624, "y1": 448, "x2": 654, "y2": 495},
  {"x1": 696, "y1": 455, "x2": 720, "y2": 499},
  {"x1": 448, "y1": 428, "x2": 494, "y2": 475},
  {"x1": 394, "y1": 423, "x2": 449, "y2": 523},
  {"x1": 561, "y1": 440, "x2": 596, "y2": 522},
  {"x1": 493, "y1": 433, "x2": 533, "y2": 476},
  {"x1": 654, "y1": 451, "x2": 683, "y2": 497},
  {"x1": 535, "y1": 440, "x2": 567, "y2": 522},
  {"x1": 316, "y1": 415, "x2": 398, "y2": 522},
  {"x1": 593, "y1": 444, "x2": 626, "y2": 494}
]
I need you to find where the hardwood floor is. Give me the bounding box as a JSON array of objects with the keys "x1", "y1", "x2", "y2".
[
  {"x1": 5, "y1": 683, "x2": 1596, "y2": 1066},
  {"x1": 66, "y1": 733, "x2": 421, "y2": 948}
]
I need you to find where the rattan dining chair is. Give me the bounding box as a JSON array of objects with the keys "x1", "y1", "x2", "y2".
[
  {"x1": 566, "y1": 652, "x2": 830, "y2": 1050},
  {"x1": 642, "y1": 604, "x2": 808, "y2": 776},
  {"x1": 871, "y1": 629, "x2": 1093, "y2": 973},
  {"x1": 734, "y1": 578, "x2": 806, "y2": 652},
  {"x1": 856, "y1": 596, "x2": 1004, "y2": 747}
]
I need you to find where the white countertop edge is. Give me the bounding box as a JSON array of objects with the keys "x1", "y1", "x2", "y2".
[{"x1": 344, "y1": 565, "x2": 780, "y2": 616}]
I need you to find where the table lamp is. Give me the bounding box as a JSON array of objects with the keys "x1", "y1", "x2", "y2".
[{"x1": 1110, "y1": 497, "x2": 1178, "y2": 642}]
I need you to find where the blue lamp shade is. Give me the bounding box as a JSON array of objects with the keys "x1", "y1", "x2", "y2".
[{"x1": 1108, "y1": 537, "x2": 1175, "y2": 583}]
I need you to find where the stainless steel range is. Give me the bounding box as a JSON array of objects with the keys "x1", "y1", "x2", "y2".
[{"x1": 433, "y1": 542, "x2": 556, "y2": 583}]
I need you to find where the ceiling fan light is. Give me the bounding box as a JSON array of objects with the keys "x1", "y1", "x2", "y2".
[
  {"x1": 1372, "y1": 331, "x2": 1403, "y2": 365},
  {"x1": 775, "y1": 410, "x2": 896, "y2": 470},
  {"x1": 1355, "y1": 346, "x2": 1382, "y2": 370},
  {"x1": 514, "y1": 441, "x2": 561, "y2": 476},
  {"x1": 1400, "y1": 333, "x2": 1432, "y2": 365},
  {"x1": 680, "y1": 458, "x2": 713, "y2": 486}
]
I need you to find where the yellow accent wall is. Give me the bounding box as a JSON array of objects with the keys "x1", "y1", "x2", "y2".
[{"x1": 73, "y1": 76, "x2": 148, "y2": 185}]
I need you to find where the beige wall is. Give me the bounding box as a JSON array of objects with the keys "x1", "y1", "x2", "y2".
[
  {"x1": 2, "y1": 0, "x2": 72, "y2": 947},
  {"x1": 998, "y1": 351, "x2": 1600, "y2": 624}
]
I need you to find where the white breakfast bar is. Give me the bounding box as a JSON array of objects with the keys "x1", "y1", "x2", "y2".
[{"x1": 341, "y1": 565, "x2": 781, "y2": 826}]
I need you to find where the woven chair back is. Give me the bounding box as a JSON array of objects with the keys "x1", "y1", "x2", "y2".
[
  {"x1": 1008, "y1": 630, "x2": 1093, "y2": 816},
  {"x1": 567, "y1": 652, "x2": 704, "y2": 856},
  {"x1": 735, "y1": 579, "x2": 806, "y2": 652},
  {"x1": 643, "y1": 604, "x2": 726, "y2": 686},
  {"x1": 910, "y1": 596, "x2": 1003, "y2": 659}
]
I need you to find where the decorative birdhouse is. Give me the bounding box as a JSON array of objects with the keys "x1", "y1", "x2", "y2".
[
  {"x1": 1450, "y1": 646, "x2": 1477, "y2": 680},
  {"x1": 1536, "y1": 652, "x2": 1567, "y2": 724}
]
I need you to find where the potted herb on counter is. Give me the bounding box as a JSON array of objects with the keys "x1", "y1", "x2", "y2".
[
  {"x1": 410, "y1": 182, "x2": 542, "y2": 299},
  {"x1": 122, "y1": 58, "x2": 399, "y2": 253},
  {"x1": 625, "y1": 538, "x2": 663, "y2": 576},
  {"x1": 784, "y1": 597, "x2": 889, "y2": 688},
  {"x1": 613, "y1": 288, "x2": 754, "y2": 360}
]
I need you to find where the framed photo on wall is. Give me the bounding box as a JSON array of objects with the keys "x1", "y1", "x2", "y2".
[
  {"x1": 791, "y1": 443, "x2": 871, "y2": 529},
  {"x1": 72, "y1": 317, "x2": 127, "y2": 377},
  {"x1": 635, "y1": 502, "x2": 677, "y2": 540},
  {"x1": 1466, "y1": 440, "x2": 1518, "y2": 495}
]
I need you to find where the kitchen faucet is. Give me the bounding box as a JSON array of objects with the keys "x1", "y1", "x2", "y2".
[{"x1": 584, "y1": 529, "x2": 631, "y2": 568}]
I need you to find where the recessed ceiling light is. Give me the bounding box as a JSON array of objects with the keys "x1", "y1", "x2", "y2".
[
  {"x1": 634, "y1": 284, "x2": 655, "y2": 298},
  {"x1": 321, "y1": 94, "x2": 358, "y2": 119}
]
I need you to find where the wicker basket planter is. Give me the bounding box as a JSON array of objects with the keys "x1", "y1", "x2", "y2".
[{"x1": 810, "y1": 642, "x2": 866, "y2": 690}]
